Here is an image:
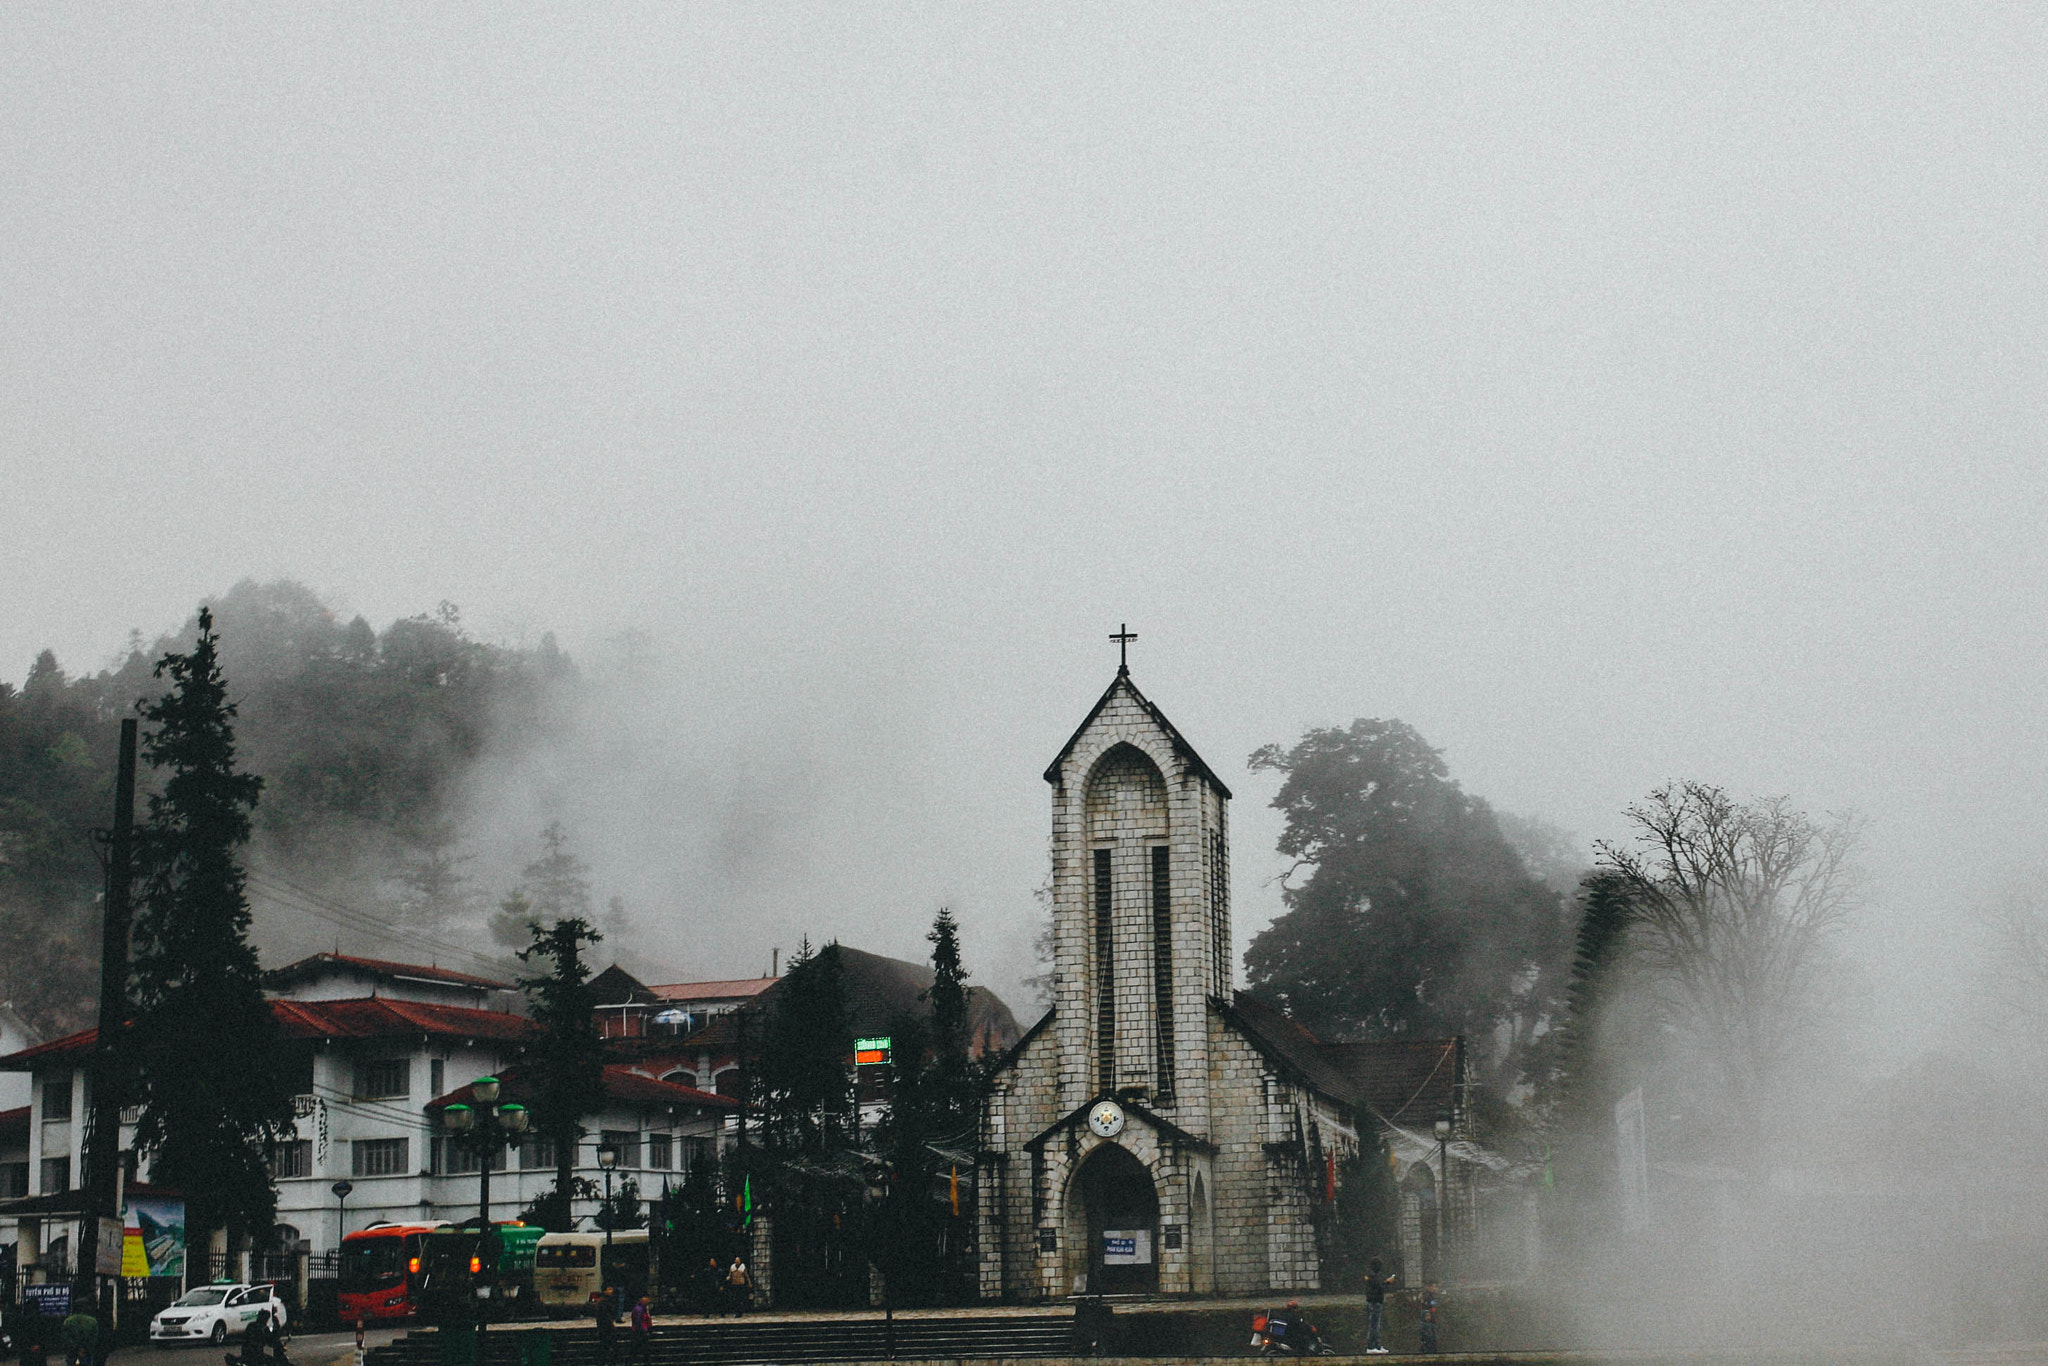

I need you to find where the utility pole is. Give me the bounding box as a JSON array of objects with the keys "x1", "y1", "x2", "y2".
[{"x1": 76, "y1": 719, "x2": 137, "y2": 1316}]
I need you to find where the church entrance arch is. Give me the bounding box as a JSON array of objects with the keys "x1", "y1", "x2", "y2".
[{"x1": 1070, "y1": 1142, "x2": 1160, "y2": 1295}]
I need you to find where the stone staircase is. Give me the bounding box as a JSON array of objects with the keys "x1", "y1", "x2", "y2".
[{"x1": 372, "y1": 1314, "x2": 1079, "y2": 1366}]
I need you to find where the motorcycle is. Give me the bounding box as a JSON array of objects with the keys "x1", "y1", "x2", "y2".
[{"x1": 1251, "y1": 1307, "x2": 1337, "y2": 1356}]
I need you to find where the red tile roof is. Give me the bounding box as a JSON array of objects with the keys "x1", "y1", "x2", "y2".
[
  {"x1": 273, "y1": 997, "x2": 535, "y2": 1042},
  {"x1": 427, "y1": 1064, "x2": 737, "y2": 1113},
  {"x1": 0, "y1": 1105, "x2": 28, "y2": 1140},
  {"x1": 266, "y1": 952, "x2": 510, "y2": 991},
  {"x1": 648, "y1": 979, "x2": 777, "y2": 1003},
  {"x1": 0, "y1": 998, "x2": 533, "y2": 1069},
  {"x1": 0, "y1": 1027, "x2": 99, "y2": 1069}
]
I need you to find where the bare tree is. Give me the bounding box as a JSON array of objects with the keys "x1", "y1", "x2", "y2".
[
  {"x1": 1596, "y1": 784, "x2": 1860, "y2": 1137},
  {"x1": 1980, "y1": 879, "x2": 2048, "y2": 1055}
]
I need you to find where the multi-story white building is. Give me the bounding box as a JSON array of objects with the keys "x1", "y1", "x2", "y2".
[{"x1": 0, "y1": 953, "x2": 736, "y2": 1284}]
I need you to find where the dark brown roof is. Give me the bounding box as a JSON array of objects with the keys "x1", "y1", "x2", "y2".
[
  {"x1": 265, "y1": 952, "x2": 509, "y2": 991},
  {"x1": 0, "y1": 1105, "x2": 26, "y2": 1140},
  {"x1": 590, "y1": 965, "x2": 660, "y2": 1005},
  {"x1": 1219, "y1": 994, "x2": 1464, "y2": 1129},
  {"x1": 1321, "y1": 1038, "x2": 1463, "y2": 1129},
  {"x1": 1221, "y1": 993, "x2": 1366, "y2": 1105},
  {"x1": 769, "y1": 945, "x2": 1023, "y2": 1055},
  {"x1": 1042, "y1": 670, "x2": 1231, "y2": 798}
]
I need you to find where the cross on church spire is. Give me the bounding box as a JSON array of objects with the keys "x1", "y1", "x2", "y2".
[{"x1": 1110, "y1": 623, "x2": 1137, "y2": 674}]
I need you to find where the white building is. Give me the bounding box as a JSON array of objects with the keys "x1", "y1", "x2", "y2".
[{"x1": 0, "y1": 953, "x2": 736, "y2": 1282}]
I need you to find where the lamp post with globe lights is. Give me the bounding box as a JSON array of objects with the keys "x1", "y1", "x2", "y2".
[
  {"x1": 438, "y1": 1076, "x2": 529, "y2": 1319},
  {"x1": 1433, "y1": 1109, "x2": 1454, "y2": 1279},
  {"x1": 596, "y1": 1142, "x2": 619, "y2": 1266}
]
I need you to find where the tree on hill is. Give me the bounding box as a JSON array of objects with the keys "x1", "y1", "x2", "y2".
[
  {"x1": 126, "y1": 608, "x2": 297, "y2": 1249},
  {"x1": 493, "y1": 822, "x2": 592, "y2": 947},
  {"x1": 516, "y1": 915, "x2": 609, "y2": 1231},
  {"x1": 1244, "y1": 718, "x2": 1576, "y2": 1094}
]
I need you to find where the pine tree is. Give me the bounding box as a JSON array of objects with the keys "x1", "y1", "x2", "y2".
[
  {"x1": 492, "y1": 822, "x2": 592, "y2": 947},
  {"x1": 127, "y1": 607, "x2": 296, "y2": 1249},
  {"x1": 516, "y1": 916, "x2": 610, "y2": 1231}
]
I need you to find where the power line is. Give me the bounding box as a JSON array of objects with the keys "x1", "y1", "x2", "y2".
[{"x1": 245, "y1": 869, "x2": 508, "y2": 977}]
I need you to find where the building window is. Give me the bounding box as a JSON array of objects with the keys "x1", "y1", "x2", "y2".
[
  {"x1": 520, "y1": 1135, "x2": 556, "y2": 1171},
  {"x1": 351, "y1": 1138, "x2": 409, "y2": 1177},
  {"x1": 1094, "y1": 846, "x2": 1115, "y2": 1091},
  {"x1": 646, "y1": 1135, "x2": 672, "y2": 1170},
  {"x1": 430, "y1": 1059, "x2": 446, "y2": 1098},
  {"x1": 42, "y1": 1075, "x2": 72, "y2": 1122},
  {"x1": 661, "y1": 1070, "x2": 697, "y2": 1090},
  {"x1": 268, "y1": 1139, "x2": 312, "y2": 1179},
  {"x1": 1152, "y1": 843, "x2": 1174, "y2": 1100},
  {"x1": 437, "y1": 1138, "x2": 505, "y2": 1175},
  {"x1": 40, "y1": 1156, "x2": 70, "y2": 1194},
  {"x1": 357, "y1": 1059, "x2": 410, "y2": 1099},
  {"x1": 600, "y1": 1130, "x2": 640, "y2": 1169},
  {"x1": 0, "y1": 1162, "x2": 27, "y2": 1198},
  {"x1": 714, "y1": 1070, "x2": 742, "y2": 1098},
  {"x1": 682, "y1": 1138, "x2": 714, "y2": 1173}
]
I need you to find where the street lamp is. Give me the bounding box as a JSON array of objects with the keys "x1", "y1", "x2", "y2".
[
  {"x1": 865, "y1": 1167, "x2": 896, "y2": 1360},
  {"x1": 332, "y1": 1180, "x2": 354, "y2": 1268},
  {"x1": 437, "y1": 1078, "x2": 529, "y2": 1325},
  {"x1": 596, "y1": 1143, "x2": 618, "y2": 1270},
  {"x1": 1432, "y1": 1110, "x2": 1453, "y2": 1280}
]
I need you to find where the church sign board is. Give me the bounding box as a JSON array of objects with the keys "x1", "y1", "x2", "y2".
[
  {"x1": 1102, "y1": 1229, "x2": 1152, "y2": 1265},
  {"x1": 854, "y1": 1037, "x2": 891, "y2": 1066}
]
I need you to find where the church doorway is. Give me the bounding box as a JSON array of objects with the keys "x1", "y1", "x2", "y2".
[{"x1": 1074, "y1": 1142, "x2": 1159, "y2": 1295}]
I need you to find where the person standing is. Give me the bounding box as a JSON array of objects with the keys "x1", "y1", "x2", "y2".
[
  {"x1": 1362, "y1": 1257, "x2": 1395, "y2": 1355},
  {"x1": 723, "y1": 1258, "x2": 751, "y2": 1318},
  {"x1": 1417, "y1": 1281, "x2": 1441, "y2": 1354},
  {"x1": 692, "y1": 1258, "x2": 722, "y2": 1317},
  {"x1": 593, "y1": 1288, "x2": 619, "y2": 1366}
]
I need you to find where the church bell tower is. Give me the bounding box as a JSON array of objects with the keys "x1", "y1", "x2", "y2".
[{"x1": 1042, "y1": 641, "x2": 1231, "y2": 1123}]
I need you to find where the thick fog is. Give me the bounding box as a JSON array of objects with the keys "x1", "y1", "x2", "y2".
[{"x1": 4, "y1": 9, "x2": 2046, "y2": 1341}]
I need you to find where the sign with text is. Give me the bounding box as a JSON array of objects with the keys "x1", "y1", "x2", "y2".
[
  {"x1": 1101, "y1": 1229, "x2": 1152, "y2": 1265},
  {"x1": 23, "y1": 1284, "x2": 71, "y2": 1316},
  {"x1": 854, "y1": 1037, "x2": 892, "y2": 1066}
]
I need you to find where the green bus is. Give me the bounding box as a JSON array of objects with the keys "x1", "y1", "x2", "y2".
[{"x1": 414, "y1": 1221, "x2": 547, "y2": 1322}]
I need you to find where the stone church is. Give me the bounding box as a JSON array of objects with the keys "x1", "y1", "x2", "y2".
[{"x1": 977, "y1": 661, "x2": 1458, "y2": 1300}]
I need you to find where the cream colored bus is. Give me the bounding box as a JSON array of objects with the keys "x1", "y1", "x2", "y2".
[{"x1": 533, "y1": 1230, "x2": 651, "y2": 1315}]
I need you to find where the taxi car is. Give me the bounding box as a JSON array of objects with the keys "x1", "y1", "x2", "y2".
[{"x1": 149, "y1": 1282, "x2": 290, "y2": 1345}]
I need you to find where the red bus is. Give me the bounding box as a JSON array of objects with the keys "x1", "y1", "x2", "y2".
[{"x1": 337, "y1": 1222, "x2": 445, "y2": 1324}]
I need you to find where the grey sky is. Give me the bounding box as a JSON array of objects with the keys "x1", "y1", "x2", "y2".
[{"x1": 4, "y1": 7, "x2": 2043, "y2": 1030}]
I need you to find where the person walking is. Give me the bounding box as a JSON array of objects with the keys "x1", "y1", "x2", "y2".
[
  {"x1": 723, "y1": 1258, "x2": 751, "y2": 1318},
  {"x1": 1362, "y1": 1257, "x2": 1395, "y2": 1355},
  {"x1": 629, "y1": 1295, "x2": 653, "y2": 1366},
  {"x1": 57, "y1": 1307, "x2": 96, "y2": 1366},
  {"x1": 1417, "y1": 1281, "x2": 1441, "y2": 1354}
]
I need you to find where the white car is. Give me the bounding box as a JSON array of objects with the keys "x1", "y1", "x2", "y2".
[{"x1": 149, "y1": 1283, "x2": 290, "y2": 1346}]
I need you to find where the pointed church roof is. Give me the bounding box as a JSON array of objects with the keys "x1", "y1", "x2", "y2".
[{"x1": 1042, "y1": 669, "x2": 1231, "y2": 799}]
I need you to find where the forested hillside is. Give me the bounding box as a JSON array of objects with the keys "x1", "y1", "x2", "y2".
[{"x1": 0, "y1": 580, "x2": 577, "y2": 1035}]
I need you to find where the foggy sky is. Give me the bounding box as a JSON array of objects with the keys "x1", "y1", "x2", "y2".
[{"x1": 4, "y1": 6, "x2": 2044, "y2": 1031}]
